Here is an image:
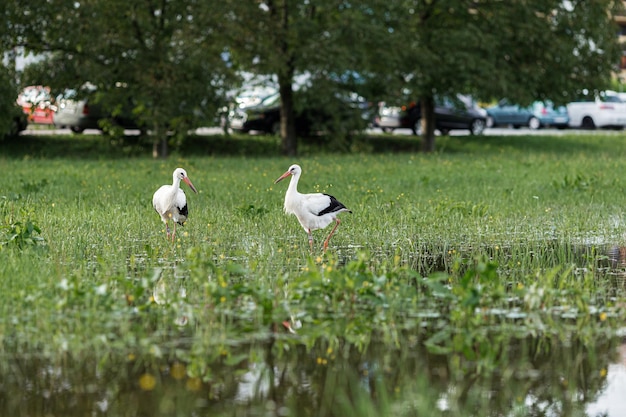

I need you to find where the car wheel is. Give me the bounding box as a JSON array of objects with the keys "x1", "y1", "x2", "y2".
[
  {"x1": 412, "y1": 118, "x2": 422, "y2": 136},
  {"x1": 439, "y1": 128, "x2": 450, "y2": 136},
  {"x1": 9, "y1": 117, "x2": 22, "y2": 136},
  {"x1": 382, "y1": 127, "x2": 393, "y2": 133},
  {"x1": 270, "y1": 121, "x2": 280, "y2": 135},
  {"x1": 70, "y1": 126, "x2": 85, "y2": 134},
  {"x1": 528, "y1": 117, "x2": 540, "y2": 130},
  {"x1": 470, "y1": 119, "x2": 486, "y2": 135},
  {"x1": 581, "y1": 117, "x2": 595, "y2": 130}
]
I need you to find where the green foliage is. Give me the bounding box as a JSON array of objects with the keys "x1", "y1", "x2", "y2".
[
  {"x1": 236, "y1": 204, "x2": 269, "y2": 218},
  {"x1": 1, "y1": 219, "x2": 44, "y2": 249},
  {"x1": 0, "y1": 65, "x2": 23, "y2": 140},
  {"x1": 435, "y1": 199, "x2": 490, "y2": 218},
  {"x1": 0, "y1": 196, "x2": 45, "y2": 249},
  {"x1": 552, "y1": 172, "x2": 598, "y2": 192}
]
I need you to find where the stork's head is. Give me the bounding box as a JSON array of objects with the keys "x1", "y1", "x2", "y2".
[
  {"x1": 174, "y1": 168, "x2": 198, "y2": 193},
  {"x1": 274, "y1": 164, "x2": 301, "y2": 183}
]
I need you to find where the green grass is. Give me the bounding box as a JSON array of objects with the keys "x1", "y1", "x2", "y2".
[{"x1": 1, "y1": 132, "x2": 626, "y2": 415}]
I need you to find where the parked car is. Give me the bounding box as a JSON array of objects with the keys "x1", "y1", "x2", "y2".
[
  {"x1": 229, "y1": 92, "x2": 282, "y2": 134},
  {"x1": 486, "y1": 100, "x2": 536, "y2": 129},
  {"x1": 53, "y1": 88, "x2": 139, "y2": 133},
  {"x1": 374, "y1": 95, "x2": 487, "y2": 135},
  {"x1": 229, "y1": 91, "x2": 371, "y2": 135},
  {"x1": 375, "y1": 104, "x2": 405, "y2": 133},
  {"x1": 16, "y1": 85, "x2": 56, "y2": 124},
  {"x1": 529, "y1": 101, "x2": 570, "y2": 129},
  {"x1": 566, "y1": 90, "x2": 626, "y2": 129},
  {"x1": 486, "y1": 100, "x2": 569, "y2": 130}
]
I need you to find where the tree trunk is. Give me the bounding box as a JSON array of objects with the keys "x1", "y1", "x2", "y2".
[
  {"x1": 160, "y1": 137, "x2": 168, "y2": 158},
  {"x1": 152, "y1": 128, "x2": 169, "y2": 158},
  {"x1": 279, "y1": 81, "x2": 297, "y2": 157},
  {"x1": 421, "y1": 96, "x2": 436, "y2": 153},
  {"x1": 276, "y1": 0, "x2": 297, "y2": 157}
]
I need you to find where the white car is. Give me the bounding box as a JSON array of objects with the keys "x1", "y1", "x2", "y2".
[{"x1": 567, "y1": 90, "x2": 626, "y2": 129}]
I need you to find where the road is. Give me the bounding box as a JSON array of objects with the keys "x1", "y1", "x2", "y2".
[
  {"x1": 20, "y1": 125, "x2": 625, "y2": 137},
  {"x1": 20, "y1": 126, "x2": 227, "y2": 136}
]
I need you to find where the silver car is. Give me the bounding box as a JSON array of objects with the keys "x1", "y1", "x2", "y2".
[{"x1": 53, "y1": 88, "x2": 138, "y2": 133}]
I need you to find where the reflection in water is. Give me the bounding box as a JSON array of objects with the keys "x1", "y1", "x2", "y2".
[
  {"x1": 403, "y1": 241, "x2": 626, "y2": 291},
  {"x1": 587, "y1": 342, "x2": 626, "y2": 417},
  {"x1": 3, "y1": 242, "x2": 626, "y2": 416},
  {"x1": 0, "y1": 335, "x2": 622, "y2": 416}
]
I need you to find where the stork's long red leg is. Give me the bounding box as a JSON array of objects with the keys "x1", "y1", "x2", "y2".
[
  {"x1": 165, "y1": 222, "x2": 171, "y2": 241},
  {"x1": 171, "y1": 222, "x2": 177, "y2": 242},
  {"x1": 323, "y1": 219, "x2": 341, "y2": 251},
  {"x1": 308, "y1": 229, "x2": 314, "y2": 252}
]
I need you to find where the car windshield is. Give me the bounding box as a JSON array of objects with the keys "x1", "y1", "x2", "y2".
[
  {"x1": 261, "y1": 93, "x2": 280, "y2": 107},
  {"x1": 437, "y1": 95, "x2": 470, "y2": 110},
  {"x1": 58, "y1": 89, "x2": 78, "y2": 101},
  {"x1": 602, "y1": 95, "x2": 623, "y2": 103}
]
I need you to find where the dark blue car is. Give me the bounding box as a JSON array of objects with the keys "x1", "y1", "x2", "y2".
[{"x1": 486, "y1": 100, "x2": 569, "y2": 130}]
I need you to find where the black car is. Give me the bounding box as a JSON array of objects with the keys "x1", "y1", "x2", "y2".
[
  {"x1": 229, "y1": 93, "x2": 282, "y2": 134},
  {"x1": 228, "y1": 91, "x2": 371, "y2": 135},
  {"x1": 374, "y1": 95, "x2": 488, "y2": 135}
]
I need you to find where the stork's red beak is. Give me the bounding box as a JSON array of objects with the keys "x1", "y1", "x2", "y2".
[
  {"x1": 274, "y1": 170, "x2": 291, "y2": 184},
  {"x1": 183, "y1": 177, "x2": 198, "y2": 193}
]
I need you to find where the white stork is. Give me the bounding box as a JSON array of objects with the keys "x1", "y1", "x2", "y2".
[
  {"x1": 152, "y1": 168, "x2": 198, "y2": 242},
  {"x1": 274, "y1": 164, "x2": 351, "y2": 251}
]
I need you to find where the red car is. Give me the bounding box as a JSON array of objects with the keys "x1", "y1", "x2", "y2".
[{"x1": 16, "y1": 85, "x2": 56, "y2": 124}]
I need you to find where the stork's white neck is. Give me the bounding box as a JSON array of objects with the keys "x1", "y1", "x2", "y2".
[
  {"x1": 287, "y1": 172, "x2": 301, "y2": 196},
  {"x1": 283, "y1": 172, "x2": 302, "y2": 214},
  {"x1": 165, "y1": 176, "x2": 182, "y2": 201}
]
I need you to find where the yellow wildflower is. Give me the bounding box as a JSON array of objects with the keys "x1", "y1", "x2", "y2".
[
  {"x1": 186, "y1": 377, "x2": 202, "y2": 392},
  {"x1": 139, "y1": 373, "x2": 157, "y2": 391},
  {"x1": 170, "y1": 363, "x2": 186, "y2": 380}
]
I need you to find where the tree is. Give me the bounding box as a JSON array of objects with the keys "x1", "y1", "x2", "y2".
[
  {"x1": 223, "y1": 0, "x2": 382, "y2": 156},
  {"x1": 0, "y1": 66, "x2": 22, "y2": 139},
  {"x1": 3, "y1": 0, "x2": 622, "y2": 156},
  {"x1": 5, "y1": 0, "x2": 237, "y2": 157},
  {"x1": 0, "y1": 3, "x2": 26, "y2": 139},
  {"x1": 371, "y1": 0, "x2": 623, "y2": 152}
]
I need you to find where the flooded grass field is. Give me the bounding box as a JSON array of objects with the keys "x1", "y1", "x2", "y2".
[{"x1": 1, "y1": 133, "x2": 626, "y2": 416}]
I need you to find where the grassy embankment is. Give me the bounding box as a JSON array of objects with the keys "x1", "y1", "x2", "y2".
[{"x1": 0, "y1": 131, "x2": 625, "y2": 414}]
